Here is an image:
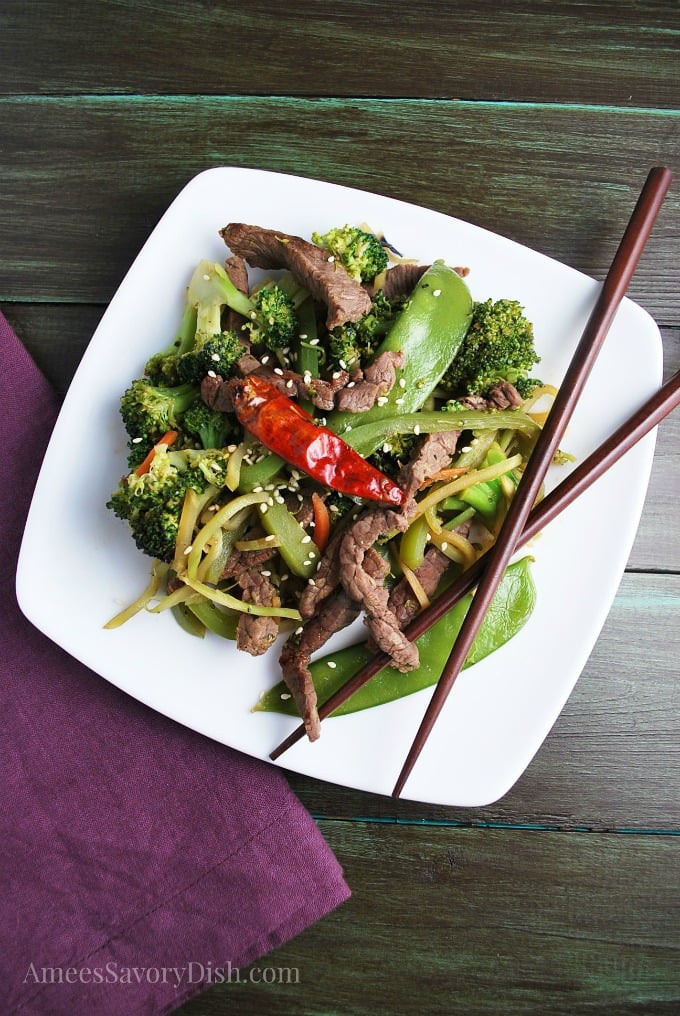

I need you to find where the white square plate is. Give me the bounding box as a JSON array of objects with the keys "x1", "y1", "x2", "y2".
[{"x1": 16, "y1": 167, "x2": 662, "y2": 806}]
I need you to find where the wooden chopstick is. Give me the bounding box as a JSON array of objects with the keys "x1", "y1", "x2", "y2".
[
  {"x1": 269, "y1": 365, "x2": 680, "y2": 763},
  {"x1": 390, "y1": 165, "x2": 672, "y2": 797}
]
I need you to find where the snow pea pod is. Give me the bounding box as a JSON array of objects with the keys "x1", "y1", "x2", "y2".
[
  {"x1": 327, "y1": 262, "x2": 473, "y2": 443},
  {"x1": 255, "y1": 557, "x2": 535, "y2": 717}
]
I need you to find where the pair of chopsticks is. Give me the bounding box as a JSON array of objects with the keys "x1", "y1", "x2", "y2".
[{"x1": 270, "y1": 166, "x2": 674, "y2": 796}]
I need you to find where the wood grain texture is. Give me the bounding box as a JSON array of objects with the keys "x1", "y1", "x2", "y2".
[
  {"x1": 174, "y1": 823, "x2": 680, "y2": 1016},
  {"x1": 0, "y1": 97, "x2": 678, "y2": 317},
  {"x1": 1, "y1": 0, "x2": 678, "y2": 107}
]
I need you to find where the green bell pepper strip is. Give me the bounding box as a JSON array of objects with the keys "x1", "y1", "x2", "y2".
[
  {"x1": 258, "y1": 498, "x2": 320, "y2": 579},
  {"x1": 255, "y1": 556, "x2": 536, "y2": 717},
  {"x1": 327, "y1": 262, "x2": 474, "y2": 437},
  {"x1": 185, "y1": 598, "x2": 239, "y2": 640},
  {"x1": 343, "y1": 408, "x2": 540, "y2": 459},
  {"x1": 399, "y1": 514, "x2": 430, "y2": 571}
]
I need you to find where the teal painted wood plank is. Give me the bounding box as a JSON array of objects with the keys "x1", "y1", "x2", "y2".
[
  {"x1": 1, "y1": 0, "x2": 678, "y2": 107},
  {"x1": 174, "y1": 823, "x2": 680, "y2": 1016},
  {"x1": 0, "y1": 97, "x2": 678, "y2": 319}
]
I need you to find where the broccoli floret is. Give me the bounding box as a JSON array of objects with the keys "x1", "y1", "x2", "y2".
[
  {"x1": 120, "y1": 378, "x2": 199, "y2": 447},
  {"x1": 144, "y1": 302, "x2": 197, "y2": 386},
  {"x1": 312, "y1": 224, "x2": 388, "y2": 283},
  {"x1": 328, "y1": 290, "x2": 401, "y2": 369},
  {"x1": 514, "y1": 376, "x2": 544, "y2": 399},
  {"x1": 107, "y1": 446, "x2": 231, "y2": 562},
  {"x1": 368, "y1": 432, "x2": 418, "y2": 478},
  {"x1": 145, "y1": 260, "x2": 252, "y2": 387},
  {"x1": 176, "y1": 330, "x2": 243, "y2": 384},
  {"x1": 182, "y1": 399, "x2": 236, "y2": 449},
  {"x1": 246, "y1": 283, "x2": 299, "y2": 350},
  {"x1": 440, "y1": 298, "x2": 540, "y2": 397}
]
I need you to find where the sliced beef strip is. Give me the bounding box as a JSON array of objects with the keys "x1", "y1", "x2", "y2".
[
  {"x1": 458, "y1": 381, "x2": 524, "y2": 411},
  {"x1": 367, "y1": 262, "x2": 469, "y2": 301},
  {"x1": 338, "y1": 501, "x2": 418, "y2": 672},
  {"x1": 279, "y1": 546, "x2": 387, "y2": 741},
  {"x1": 223, "y1": 254, "x2": 251, "y2": 334},
  {"x1": 397, "y1": 430, "x2": 462, "y2": 497},
  {"x1": 387, "y1": 546, "x2": 451, "y2": 629},
  {"x1": 236, "y1": 570, "x2": 280, "y2": 657},
  {"x1": 334, "y1": 350, "x2": 405, "y2": 413},
  {"x1": 220, "y1": 223, "x2": 372, "y2": 330}
]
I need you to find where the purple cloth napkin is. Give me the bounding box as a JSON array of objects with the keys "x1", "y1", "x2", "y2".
[{"x1": 0, "y1": 311, "x2": 350, "y2": 1015}]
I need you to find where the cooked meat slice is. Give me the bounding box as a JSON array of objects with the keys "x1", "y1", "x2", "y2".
[
  {"x1": 220, "y1": 223, "x2": 372, "y2": 330},
  {"x1": 338, "y1": 502, "x2": 419, "y2": 672},
  {"x1": 335, "y1": 350, "x2": 405, "y2": 413},
  {"x1": 375, "y1": 263, "x2": 430, "y2": 301},
  {"x1": 223, "y1": 254, "x2": 250, "y2": 334},
  {"x1": 298, "y1": 522, "x2": 347, "y2": 619},
  {"x1": 236, "y1": 570, "x2": 280, "y2": 657},
  {"x1": 200, "y1": 373, "x2": 232, "y2": 413},
  {"x1": 279, "y1": 587, "x2": 360, "y2": 742},
  {"x1": 458, "y1": 381, "x2": 524, "y2": 411},
  {"x1": 398, "y1": 430, "x2": 461, "y2": 496},
  {"x1": 487, "y1": 380, "x2": 524, "y2": 408},
  {"x1": 388, "y1": 546, "x2": 450, "y2": 628}
]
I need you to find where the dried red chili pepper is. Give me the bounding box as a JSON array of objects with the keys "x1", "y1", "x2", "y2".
[{"x1": 231, "y1": 375, "x2": 407, "y2": 507}]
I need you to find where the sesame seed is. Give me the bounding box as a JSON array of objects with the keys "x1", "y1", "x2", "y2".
[
  {"x1": 267, "y1": 497, "x2": 274, "y2": 506},
  {"x1": 253, "y1": 485, "x2": 263, "y2": 492},
  {"x1": 202, "y1": 274, "x2": 210, "y2": 281},
  {"x1": 131, "y1": 436, "x2": 143, "y2": 443},
  {"x1": 332, "y1": 371, "x2": 341, "y2": 380},
  {"x1": 262, "y1": 570, "x2": 272, "y2": 577},
  {"x1": 347, "y1": 381, "x2": 355, "y2": 388},
  {"x1": 433, "y1": 289, "x2": 442, "y2": 297},
  {"x1": 183, "y1": 545, "x2": 193, "y2": 555},
  {"x1": 414, "y1": 424, "x2": 421, "y2": 436},
  {"x1": 274, "y1": 367, "x2": 284, "y2": 376},
  {"x1": 309, "y1": 338, "x2": 319, "y2": 346},
  {"x1": 395, "y1": 397, "x2": 405, "y2": 406},
  {"x1": 399, "y1": 377, "x2": 406, "y2": 388},
  {"x1": 339, "y1": 359, "x2": 347, "y2": 370},
  {"x1": 265, "y1": 534, "x2": 276, "y2": 542},
  {"x1": 299, "y1": 333, "x2": 308, "y2": 340},
  {"x1": 280, "y1": 693, "x2": 291, "y2": 700},
  {"x1": 328, "y1": 255, "x2": 335, "y2": 263},
  {"x1": 207, "y1": 369, "x2": 217, "y2": 378},
  {"x1": 275, "y1": 495, "x2": 285, "y2": 504},
  {"x1": 327, "y1": 660, "x2": 337, "y2": 669},
  {"x1": 295, "y1": 626, "x2": 304, "y2": 635},
  {"x1": 308, "y1": 578, "x2": 316, "y2": 586},
  {"x1": 286, "y1": 378, "x2": 294, "y2": 389},
  {"x1": 382, "y1": 443, "x2": 391, "y2": 453},
  {"x1": 461, "y1": 445, "x2": 472, "y2": 453},
  {"x1": 227, "y1": 444, "x2": 237, "y2": 452},
  {"x1": 377, "y1": 396, "x2": 388, "y2": 406},
  {"x1": 301, "y1": 534, "x2": 312, "y2": 544},
  {"x1": 211, "y1": 352, "x2": 220, "y2": 361},
  {"x1": 261, "y1": 354, "x2": 270, "y2": 364},
  {"x1": 441, "y1": 541, "x2": 449, "y2": 551},
  {"x1": 259, "y1": 503, "x2": 268, "y2": 514}
]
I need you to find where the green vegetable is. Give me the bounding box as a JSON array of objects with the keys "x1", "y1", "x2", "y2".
[
  {"x1": 247, "y1": 283, "x2": 299, "y2": 350},
  {"x1": 255, "y1": 557, "x2": 536, "y2": 717},
  {"x1": 327, "y1": 262, "x2": 474, "y2": 441},
  {"x1": 328, "y1": 290, "x2": 400, "y2": 370},
  {"x1": 120, "y1": 378, "x2": 199, "y2": 449},
  {"x1": 182, "y1": 398, "x2": 237, "y2": 449},
  {"x1": 440, "y1": 297, "x2": 540, "y2": 397},
  {"x1": 258, "y1": 499, "x2": 320, "y2": 579},
  {"x1": 311, "y1": 224, "x2": 388, "y2": 282},
  {"x1": 344, "y1": 407, "x2": 540, "y2": 459},
  {"x1": 107, "y1": 445, "x2": 231, "y2": 562}
]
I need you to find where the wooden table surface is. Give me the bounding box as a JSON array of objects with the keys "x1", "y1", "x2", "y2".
[{"x1": 2, "y1": 3, "x2": 678, "y2": 1013}]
